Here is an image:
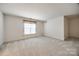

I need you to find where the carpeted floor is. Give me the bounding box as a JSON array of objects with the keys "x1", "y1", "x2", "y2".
[{"x1": 0, "y1": 36, "x2": 79, "y2": 56}]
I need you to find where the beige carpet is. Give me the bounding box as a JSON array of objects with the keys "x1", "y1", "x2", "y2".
[{"x1": 0, "y1": 36, "x2": 78, "y2": 56}]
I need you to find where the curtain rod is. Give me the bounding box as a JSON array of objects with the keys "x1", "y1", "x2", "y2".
[{"x1": 23, "y1": 18, "x2": 46, "y2": 23}]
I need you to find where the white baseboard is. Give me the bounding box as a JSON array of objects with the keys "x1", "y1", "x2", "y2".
[{"x1": 44, "y1": 35, "x2": 64, "y2": 41}]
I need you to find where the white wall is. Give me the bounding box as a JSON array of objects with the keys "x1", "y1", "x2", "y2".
[
  {"x1": 4, "y1": 15, "x2": 24, "y2": 42},
  {"x1": 63, "y1": 3, "x2": 79, "y2": 15},
  {"x1": 0, "y1": 11, "x2": 4, "y2": 46},
  {"x1": 4, "y1": 15, "x2": 44, "y2": 42},
  {"x1": 44, "y1": 16, "x2": 64, "y2": 40}
]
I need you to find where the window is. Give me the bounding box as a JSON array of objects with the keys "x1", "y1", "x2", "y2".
[{"x1": 24, "y1": 21, "x2": 36, "y2": 35}]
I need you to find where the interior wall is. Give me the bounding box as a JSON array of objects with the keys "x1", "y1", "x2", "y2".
[
  {"x1": 44, "y1": 16, "x2": 64, "y2": 40},
  {"x1": 4, "y1": 15, "x2": 44, "y2": 42},
  {"x1": 64, "y1": 16, "x2": 79, "y2": 39},
  {"x1": 64, "y1": 17, "x2": 69, "y2": 39},
  {"x1": 63, "y1": 3, "x2": 79, "y2": 15},
  {"x1": 69, "y1": 17, "x2": 79, "y2": 38},
  {"x1": 0, "y1": 11, "x2": 4, "y2": 46}
]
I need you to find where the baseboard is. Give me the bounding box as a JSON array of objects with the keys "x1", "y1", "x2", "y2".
[
  {"x1": 64, "y1": 36, "x2": 70, "y2": 41},
  {"x1": 4, "y1": 35, "x2": 43, "y2": 44},
  {"x1": 44, "y1": 35, "x2": 64, "y2": 41},
  {"x1": 69, "y1": 36, "x2": 79, "y2": 39},
  {"x1": 64, "y1": 36, "x2": 79, "y2": 41}
]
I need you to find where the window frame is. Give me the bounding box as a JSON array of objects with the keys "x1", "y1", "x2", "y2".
[{"x1": 23, "y1": 20, "x2": 37, "y2": 35}]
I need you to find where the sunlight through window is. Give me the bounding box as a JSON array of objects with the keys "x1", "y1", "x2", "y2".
[{"x1": 24, "y1": 21, "x2": 36, "y2": 35}]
